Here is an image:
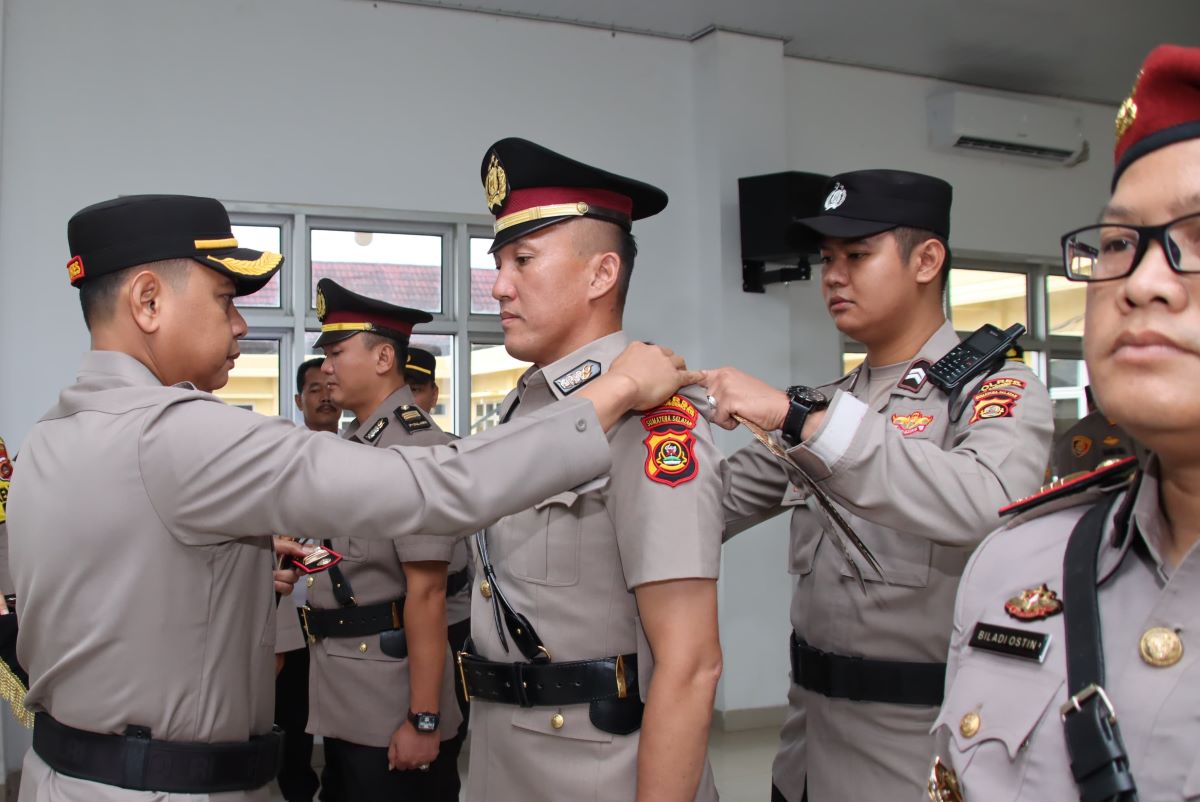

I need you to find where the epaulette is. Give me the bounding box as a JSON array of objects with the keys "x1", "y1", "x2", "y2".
[
  {"x1": 394, "y1": 404, "x2": 432, "y2": 434},
  {"x1": 999, "y1": 456, "x2": 1138, "y2": 517}
]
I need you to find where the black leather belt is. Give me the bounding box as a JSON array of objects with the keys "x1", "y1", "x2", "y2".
[
  {"x1": 790, "y1": 632, "x2": 945, "y2": 707},
  {"x1": 457, "y1": 650, "x2": 637, "y2": 708},
  {"x1": 300, "y1": 597, "x2": 404, "y2": 641},
  {"x1": 32, "y1": 712, "x2": 281, "y2": 794}
]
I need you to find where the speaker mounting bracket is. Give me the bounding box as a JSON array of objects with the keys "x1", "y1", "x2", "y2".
[{"x1": 742, "y1": 260, "x2": 812, "y2": 294}]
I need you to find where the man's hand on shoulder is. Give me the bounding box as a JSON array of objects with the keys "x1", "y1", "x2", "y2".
[
  {"x1": 701, "y1": 367, "x2": 790, "y2": 432},
  {"x1": 579, "y1": 343, "x2": 703, "y2": 430}
]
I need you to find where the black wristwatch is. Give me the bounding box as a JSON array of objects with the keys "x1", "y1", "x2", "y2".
[
  {"x1": 780, "y1": 386, "x2": 829, "y2": 445},
  {"x1": 408, "y1": 710, "x2": 440, "y2": 733}
]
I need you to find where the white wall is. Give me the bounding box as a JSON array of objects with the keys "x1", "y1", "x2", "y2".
[{"x1": 0, "y1": 0, "x2": 1118, "y2": 758}]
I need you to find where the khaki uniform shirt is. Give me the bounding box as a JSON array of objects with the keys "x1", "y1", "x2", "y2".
[
  {"x1": 722, "y1": 321, "x2": 1053, "y2": 802},
  {"x1": 931, "y1": 458, "x2": 1199, "y2": 801},
  {"x1": 466, "y1": 332, "x2": 725, "y2": 802},
  {"x1": 306, "y1": 385, "x2": 464, "y2": 747},
  {"x1": 7, "y1": 350, "x2": 612, "y2": 802}
]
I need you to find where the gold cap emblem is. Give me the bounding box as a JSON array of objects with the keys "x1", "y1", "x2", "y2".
[
  {"x1": 1115, "y1": 70, "x2": 1142, "y2": 141},
  {"x1": 316, "y1": 287, "x2": 327, "y2": 320},
  {"x1": 484, "y1": 152, "x2": 509, "y2": 213},
  {"x1": 1139, "y1": 626, "x2": 1183, "y2": 667}
]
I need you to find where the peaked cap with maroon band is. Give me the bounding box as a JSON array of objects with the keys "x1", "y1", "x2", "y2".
[
  {"x1": 66, "y1": 195, "x2": 282, "y2": 296},
  {"x1": 1113, "y1": 44, "x2": 1200, "y2": 187},
  {"x1": 480, "y1": 137, "x2": 668, "y2": 253},
  {"x1": 314, "y1": 278, "x2": 433, "y2": 348}
]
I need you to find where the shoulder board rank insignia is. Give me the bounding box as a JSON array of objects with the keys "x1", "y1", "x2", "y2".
[
  {"x1": 553, "y1": 360, "x2": 601, "y2": 395},
  {"x1": 641, "y1": 395, "x2": 700, "y2": 487},
  {"x1": 999, "y1": 455, "x2": 1138, "y2": 517},
  {"x1": 363, "y1": 416, "x2": 389, "y2": 443},
  {"x1": 395, "y1": 405, "x2": 432, "y2": 434},
  {"x1": 897, "y1": 360, "x2": 931, "y2": 393},
  {"x1": 1004, "y1": 584, "x2": 1063, "y2": 622}
]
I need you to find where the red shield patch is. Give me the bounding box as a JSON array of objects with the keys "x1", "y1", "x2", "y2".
[
  {"x1": 968, "y1": 379, "x2": 1024, "y2": 425},
  {"x1": 641, "y1": 395, "x2": 700, "y2": 487}
]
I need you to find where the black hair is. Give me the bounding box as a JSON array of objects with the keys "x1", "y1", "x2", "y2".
[{"x1": 295, "y1": 357, "x2": 325, "y2": 392}]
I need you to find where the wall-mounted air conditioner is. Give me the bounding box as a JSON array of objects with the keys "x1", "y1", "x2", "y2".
[{"x1": 928, "y1": 90, "x2": 1089, "y2": 167}]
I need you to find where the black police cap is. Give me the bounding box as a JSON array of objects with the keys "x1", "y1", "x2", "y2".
[
  {"x1": 66, "y1": 195, "x2": 282, "y2": 296},
  {"x1": 404, "y1": 347, "x2": 437, "y2": 384},
  {"x1": 481, "y1": 137, "x2": 668, "y2": 253},
  {"x1": 314, "y1": 278, "x2": 433, "y2": 349},
  {"x1": 796, "y1": 170, "x2": 952, "y2": 241}
]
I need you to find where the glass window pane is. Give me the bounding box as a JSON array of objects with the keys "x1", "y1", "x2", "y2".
[
  {"x1": 470, "y1": 342, "x2": 530, "y2": 434},
  {"x1": 1046, "y1": 275, "x2": 1085, "y2": 337},
  {"x1": 1048, "y1": 357, "x2": 1090, "y2": 437},
  {"x1": 310, "y1": 229, "x2": 443, "y2": 313},
  {"x1": 408, "y1": 334, "x2": 454, "y2": 435},
  {"x1": 233, "y1": 225, "x2": 283, "y2": 309},
  {"x1": 843, "y1": 352, "x2": 866, "y2": 374},
  {"x1": 949, "y1": 269, "x2": 1027, "y2": 331},
  {"x1": 471, "y1": 237, "x2": 499, "y2": 314},
  {"x1": 215, "y1": 339, "x2": 281, "y2": 417}
]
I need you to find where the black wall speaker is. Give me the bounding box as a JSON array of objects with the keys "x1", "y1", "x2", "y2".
[{"x1": 738, "y1": 171, "x2": 830, "y2": 262}]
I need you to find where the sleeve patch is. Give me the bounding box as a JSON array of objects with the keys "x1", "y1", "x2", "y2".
[
  {"x1": 640, "y1": 395, "x2": 699, "y2": 487},
  {"x1": 968, "y1": 378, "x2": 1026, "y2": 425}
]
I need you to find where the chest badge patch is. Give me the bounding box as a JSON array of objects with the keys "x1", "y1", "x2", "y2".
[
  {"x1": 897, "y1": 360, "x2": 931, "y2": 393},
  {"x1": 395, "y1": 405, "x2": 432, "y2": 434},
  {"x1": 969, "y1": 622, "x2": 1051, "y2": 663},
  {"x1": 969, "y1": 378, "x2": 1026, "y2": 425},
  {"x1": 891, "y1": 410, "x2": 934, "y2": 436},
  {"x1": 554, "y1": 360, "x2": 601, "y2": 395},
  {"x1": 641, "y1": 395, "x2": 700, "y2": 487},
  {"x1": 1004, "y1": 583, "x2": 1063, "y2": 621},
  {"x1": 363, "y1": 416, "x2": 389, "y2": 443}
]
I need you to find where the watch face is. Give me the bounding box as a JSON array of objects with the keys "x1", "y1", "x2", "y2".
[
  {"x1": 414, "y1": 713, "x2": 439, "y2": 732},
  {"x1": 788, "y1": 386, "x2": 827, "y2": 406}
]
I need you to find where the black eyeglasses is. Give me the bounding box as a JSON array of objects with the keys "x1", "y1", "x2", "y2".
[{"x1": 1061, "y1": 211, "x2": 1200, "y2": 282}]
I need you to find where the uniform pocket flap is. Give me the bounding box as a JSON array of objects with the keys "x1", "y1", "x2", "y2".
[
  {"x1": 534, "y1": 490, "x2": 580, "y2": 510},
  {"x1": 320, "y1": 633, "x2": 405, "y2": 663},
  {"x1": 934, "y1": 660, "x2": 1064, "y2": 759},
  {"x1": 510, "y1": 705, "x2": 613, "y2": 743}
]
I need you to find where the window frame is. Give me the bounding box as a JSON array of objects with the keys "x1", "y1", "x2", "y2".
[{"x1": 224, "y1": 202, "x2": 501, "y2": 435}]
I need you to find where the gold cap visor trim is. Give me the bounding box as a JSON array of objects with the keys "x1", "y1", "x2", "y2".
[
  {"x1": 320, "y1": 322, "x2": 377, "y2": 333},
  {"x1": 194, "y1": 237, "x2": 239, "y2": 249},
  {"x1": 405, "y1": 364, "x2": 433, "y2": 376},
  {"x1": 494, "y1": 202, "x2": 592, "y2": 234},
  {"x1": 205, "y1": 251, "x2": 283, "y2": 277}
]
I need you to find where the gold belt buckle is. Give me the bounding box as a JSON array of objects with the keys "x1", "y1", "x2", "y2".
[
  {"x1": 299, "y1": 605, "x2": 316, "y2": 645},
  {"x1": 456, "y1": 651, "x2": 472, "y2": 704},
  {"x1": 615, "y1": 654, "x2": 628, "y2": 699}
]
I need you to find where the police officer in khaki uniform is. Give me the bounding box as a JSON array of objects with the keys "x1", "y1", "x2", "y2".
[
  {"x1": 404, "y1": 347, "x2": 475, "y2": 761},
  {"x1": 6, "y1": 194, "x2": 701, "y2": 801},
  {"x1": 930, "y1": 44, "x2": 1200, "y2": 802},
  {"x1": 702, "y1": 171, "x2": 1053, "y2": 801},
  {"x1": 303, "y1": 279, "x2": 464, "y2": 800},
  {"x1": 459, "y1": 139, "x2": 725, "y2": 802}
]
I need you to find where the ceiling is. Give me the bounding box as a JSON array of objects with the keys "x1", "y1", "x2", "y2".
[{"x1": 382, "y1": 0, "x2": 1200, "y2": 105}]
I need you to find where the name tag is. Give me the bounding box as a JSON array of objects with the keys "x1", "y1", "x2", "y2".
[{"x1": 969, "y1": 622, "x2": 1050, "y2": 663}]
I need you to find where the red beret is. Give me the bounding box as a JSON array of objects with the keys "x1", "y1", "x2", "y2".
[{"x1": 1113, "y1": 44, "x2": 1200, "y2": 186}]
